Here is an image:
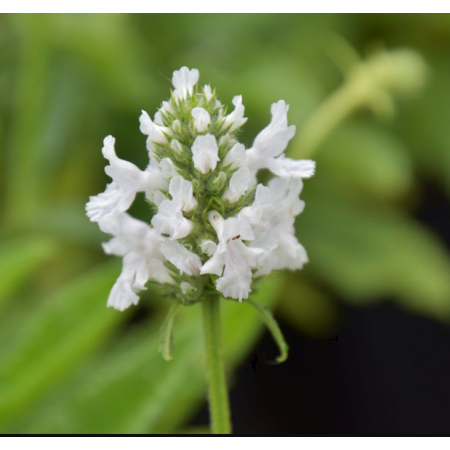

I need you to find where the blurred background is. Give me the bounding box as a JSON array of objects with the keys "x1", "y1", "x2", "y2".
[{"x1": 1, "y1": 13, "x2": 450, "y2": 434}]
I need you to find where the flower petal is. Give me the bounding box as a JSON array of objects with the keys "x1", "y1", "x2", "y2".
[
  {"x1": 160, "y1": 241, "x2": 202, "y2": 276},
  {"x1": 223, "y1": 167, "x2": 252, "y2": 203},
  {"x1": 151, "y1": 199, "x2": 193, "y2": 239},
  {"x1": 267, "y1": 156, "x2": 316, "y2": 179},
  {"x1": 107, "y1": 252, "x2": 145, "y2": 311},
  {"x1": 224, "y1": 95, "x2": 247, "y2": 133},
  {"x1": 172, "y1": 67, "x2": 199, "y2": 99},
  {"x1": 191, "y1": 134, "x2": 219, "y2": 174},
  {"x1": 191, "y1": 107, "x2": 211, "y2": 133},
  {"x1": 169, "y1": 175, "x2": 198, "y2": 212}
]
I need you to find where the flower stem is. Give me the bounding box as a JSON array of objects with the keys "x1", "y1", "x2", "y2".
[
  {"x1": 201, "y1": 295, "x2": 232, "y2": 434},
  {"x1": 292, "y1": 48, "x2": 427, "y2": 159}
]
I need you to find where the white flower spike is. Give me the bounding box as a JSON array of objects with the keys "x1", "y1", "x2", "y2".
[{"x1": 86, "y1": 66, "x2": 315, "y2": 310}]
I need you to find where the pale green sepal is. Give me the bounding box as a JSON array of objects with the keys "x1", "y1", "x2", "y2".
[{"x1": 158, "y1": 303, "x2": 180, "y2": 361}]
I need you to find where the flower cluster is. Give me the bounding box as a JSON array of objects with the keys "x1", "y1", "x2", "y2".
[{"x1": 86, "y1": 67, "x2": 315, "y2": 310}]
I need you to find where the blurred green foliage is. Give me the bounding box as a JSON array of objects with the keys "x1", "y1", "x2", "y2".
[{"x1": 1, "y1": 14, "x2": 450, "y2": 433}]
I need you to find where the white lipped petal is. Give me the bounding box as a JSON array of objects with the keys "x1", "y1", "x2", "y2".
[
  {"x1": 267, "y1": 177, "x2": 306, "y2": 216},
  {"x1": 102, "y1": 236, "x2": 129, "y2": 257},
  {"x1": 102, "y1": 213, "x2": 174, "y2": 311},
  {"x1": 191, "y1": 134, "x2": 220, "y2": 174},
  {"x1": 239, "y1": 176, "x2": 311, "y2": 277},
  {"x1": 148, "y1": 259, "x2": 174, "y2": 284},
  {"x1": 222, "y1": 143, "x2": 246, "y2": 170},
  {"x1": 201, "y1": 212, "x2": 261, "y2": 301},
  {"x1": 154, "y1": 111, "x2": 164, "y2": 126},
  {"x1": 139, "y1": 110, "x2": 169, "y2": 144},
  {"x1": 107, "y1": 250, "x2": 174, "y2": 311},
  {"x1": 150, "y1": 190, "x2": 168, "y2": 206},
  {"x1": 107, "y1": 252, "x2": 145, "y2": 311},
  {"x1": 169, "y1": 175, "x2": 198, "y2": 212},
  {"x1": 223, "y1": 215, "x2": 255, "y2": 242},
  {"x1": 191, "y1": 107, "x2": 211, "y2": 133},
  {"x1": 159, "y1": 158, "x2": 177, "y2": 179},
  {"x1": 160, "y1": 100, "x2": 174, "y2": 117},
  {"x1": 151, "y1": 199, "x2": 193, "y2": 240},
  {"x1": 224, "y1": 95, "x2": 247, "y2": 133},
  {"x1": 86, "y1": 182, "x2": 135, "y2": 224},
  {"x1": 203, "y1": 85, "x2": 213, "y2": 101},
  {"x1": 200, "y1": 251, "x2": 225, "y2": 276},
  {"x1": 223, "y1": 167, "x2": 252, "y2": 204},
  {"x1": 102, "y1": 136, "x2": 150, "y2": 191},
  {"x1": 142, "y1": 165, "x2": 169, "y2": 202},
  {"x1": 93, "y1": 136, "x2": 167, "y2": 220},
  {"x1": 245, "y1": 100, "x2": 314, "y2": 179},
  {"x1": 267, "y1": 156, "x2": 316, "y2": 179},
  {"x1": 172, "y1": 67, "x2": 199, "y2": 99},
  {"x1": 112, "y1": 213, "x2": 162, "y2": 254},
  {"x1": 215, "y1": 240, "x2": 263, "y2": 301},
  {"x1": 160, "y1": 241, "x2": 202, "y2": 276},
  {"x1": 257, "y1": 233, "x2": 308, "y2": 276},
  {"x1": 252, "y1": 100, "x2": 296, "y2": 158}
]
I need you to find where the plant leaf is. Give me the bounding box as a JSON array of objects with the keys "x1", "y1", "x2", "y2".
[
  {"x1": 246, "y1": 298, "x2": 288, "y2": 363},
  {"x1": 0, "y1": 260, "x2": 125, "y2": 430},
  {"x1": 159, "y1": 303, "x2": 180, "y2": 361},
  {"x1": 14, "y1": 275, "x2": 282, "y2": 434},
  {"x1": 0, "y1": 235, "x2": 58, "y2": 309}
]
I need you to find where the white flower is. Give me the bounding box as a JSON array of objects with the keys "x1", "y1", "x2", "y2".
[
  {"x1": 201, "y1": 211, "x2": 263, "y2": 301},
  {"x1": 223, "y1": 167, "x2": 252, "y2": 203},
  {"x1": 102, "y1": 135, "x2": 150, "y2": 192},
  {"x1": 102, "y1": 213, "x2": 173, "y2": 311},
  {"x1": 87, "y1": 66, "x2": 315, "y2": 311},
  {"x1": 192, "y1": 107, "x2": 211, "y2": 133},
  {"x1": 169, "y1": 175, "x2": 198, "y2": 212},
  {"x1": 222, "y1": 143, "x2": 246, "y2": 170},
  {"x1": 245, "y1": 100, "x2": 315, "y2": 179},
  {"x1": 224, "y1": 95, "x2": 247, "y2": 133},
  {"x1": 151, "y1": 199, "x2": 193, "y2": 240},
  {"x1": 191, "y1": 134, "x2": 220, "y2": 174},
  {"x1": 139, "y1": 111, "x2": 170, "y2": 164},
  {"x1": 139, "y1": 111, "x2": 169, "y2": 144},
  {"x1": 160, "y1": 240, "x2": 202, "y2": 276},
  {"x1": 172, "y1": 66, "x2": 199, "y2": 99},
  {"x1": 151, "y1": 175, "x2": 198, "y2": 240},
  {"x1": 86, "y1": 136, "x2": 166, "y2": 225},
  {"x1": 86, "y1": 182, "x2": 135, "y2": 225},
  {"x1": 203, "y1": 85, "x2": 213, "y2": 101},
  {"x1": 239, "y1": 178, "x2": 308, "y2": 275}
]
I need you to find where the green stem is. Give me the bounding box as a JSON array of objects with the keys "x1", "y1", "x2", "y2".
[
  {"x1": 293, "y1": 81, "x2": 364, "y2": 158},
  {"x1": 292, "y1": 49, "x2": 427, "y2": 159},
  {"x1": 201, "y1": 295, "x2": 232, "y2": 435}
]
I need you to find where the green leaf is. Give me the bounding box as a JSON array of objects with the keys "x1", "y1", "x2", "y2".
[
  {"x1": 0, "y1": 260, "x2": 125, "y2": 430},
  {"x1": 159, "y1": 303, "x2": 180, "y2": 361},
  {"x1": 298, "y1": 191, "x2": 450, "y2": 320},
  {"x1": 313, "y1": 122, "x2": 414, "y2": 202},
  {"x1": 0, "y1": 235, "x2": 58, "y2": 309},
  {"x1": 394, "y1": 57, "x2": 450, "y2": 198},
  {"x1": 15, "y1": 275, "x2": 281, "y2": 434},
  {"x1": 246, "y1": 298, "x2": 289, "y2": 363}
]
